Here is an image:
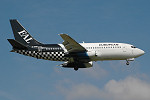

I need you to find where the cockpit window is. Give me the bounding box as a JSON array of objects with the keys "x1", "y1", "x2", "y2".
[{"x1": 131, "y1": 46, "x2": 136, "y2": 48}]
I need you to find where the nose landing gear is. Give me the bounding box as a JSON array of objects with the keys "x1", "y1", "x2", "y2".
[
  {"x1": 126, "y1": 58, "x2": 135, "y2": 65},
  {"x1": 126, "y1": 60, "x2": 129, "y2": 65}
]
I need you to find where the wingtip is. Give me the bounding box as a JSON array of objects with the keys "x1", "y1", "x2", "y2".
[
  {"x1": 58, "y1": 33, "x2": 68, "y2": 36},
  {"x1": 9, "y1": 19, "x2": 17, "y2": 21},
  {"x1": 58, "y1": 33, "x2": 63, "y2": 36}
]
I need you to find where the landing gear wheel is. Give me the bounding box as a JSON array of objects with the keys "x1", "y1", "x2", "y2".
[
  {"x1": 74, "y1": 67, "x2": 78, "y2": 71},
  {"x1": 126, "y1": 62, "x2": 129, "y2": 65},
  {"x1": 126, "y1": 60, "x2": 130, "y2": 65}
]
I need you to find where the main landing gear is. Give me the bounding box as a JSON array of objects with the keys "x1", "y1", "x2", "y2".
[
  {"x1": 126, "y1": 58, "x2": 134, "y2": 65},
  {"x1": 74, "y1": 67, "x2": 78, "y2": 71}
]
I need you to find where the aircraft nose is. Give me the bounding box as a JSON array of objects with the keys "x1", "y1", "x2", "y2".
[
  {"x1": 137, "y1": 49, "x2": 145, "y2": 57},
  {"x1": 133, "y1": 49, "x2": 145, "y2": 57},
  {"x1": 139, "y1": 49, "x2": 145, "y2": 56}
]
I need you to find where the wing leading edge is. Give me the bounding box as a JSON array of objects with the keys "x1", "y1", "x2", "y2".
[{"x1": 59, "y1": 34, "x2": 87, "y2": 53}]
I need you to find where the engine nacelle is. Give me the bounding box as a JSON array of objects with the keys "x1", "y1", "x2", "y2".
[
  {"x1": 83, "y1": 61, "x2": 93, "y2": 68},
  {"x1": 64, "y1": 51, "x2": 97, "y2": 59},
  {"x1": 61, "y1": 61, "x2": 93, "y2": 68},
  {"x1": 87, "y1": 51, "x2": 96, "y2": 57}
]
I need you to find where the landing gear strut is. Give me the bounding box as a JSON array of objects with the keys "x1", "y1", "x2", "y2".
[{"x1": 126, "y1": 60, "x2": 129, "y2": 65}]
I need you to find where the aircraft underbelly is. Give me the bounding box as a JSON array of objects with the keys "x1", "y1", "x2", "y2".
[{"x1": 94, "y1": 49, "x2": 133, "y2": 60}]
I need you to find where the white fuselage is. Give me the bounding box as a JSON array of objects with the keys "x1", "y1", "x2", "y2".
[
  {"x1": 9, "y1": 20, "x2": 145, "y2": 70},
  {"x1": 60, "y1": 43, "x2": 145, "y2": 61}
]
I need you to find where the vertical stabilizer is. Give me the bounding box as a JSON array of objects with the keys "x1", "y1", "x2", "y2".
[{"x1": 10, "y1": 19, "x2": 42, "y2": 46}]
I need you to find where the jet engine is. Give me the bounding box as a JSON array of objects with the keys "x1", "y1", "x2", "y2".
[
  {"x1": 87, "y1": 51, "x2": 97, "y2": 57},
  {"x1": 61, "y1": 61, "x2": 93, "y2": 68}
]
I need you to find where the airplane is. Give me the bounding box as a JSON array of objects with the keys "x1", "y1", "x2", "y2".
[{"x1": 8, "y1": 19, "x2": 145, "y2": 71}]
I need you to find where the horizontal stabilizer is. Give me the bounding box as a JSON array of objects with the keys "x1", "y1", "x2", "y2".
[{"x1": 7, "y1": 39, "x2": 27, "y2": 49}]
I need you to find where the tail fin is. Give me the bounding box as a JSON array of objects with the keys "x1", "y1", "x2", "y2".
[{"x1": 10, "y1": 19, "x2": 42, "y2": 46}]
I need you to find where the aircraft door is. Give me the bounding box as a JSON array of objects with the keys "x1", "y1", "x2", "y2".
[{"x1": 122, "y1": 46, "x2": 127, "y2": 52}]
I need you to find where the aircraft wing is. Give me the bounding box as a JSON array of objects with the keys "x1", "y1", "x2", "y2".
[{"x1": 59, "y1": 34, "x2": 87, "y2": 53}]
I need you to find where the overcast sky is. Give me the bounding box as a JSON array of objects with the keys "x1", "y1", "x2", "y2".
[{"x1": 0, "y1": 0, "x2": 150, "y2": 100}]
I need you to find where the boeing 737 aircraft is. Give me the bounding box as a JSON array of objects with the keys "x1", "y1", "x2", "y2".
[{"x1": 8, "y1": 19, "x2": 145, "y2": 71}]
